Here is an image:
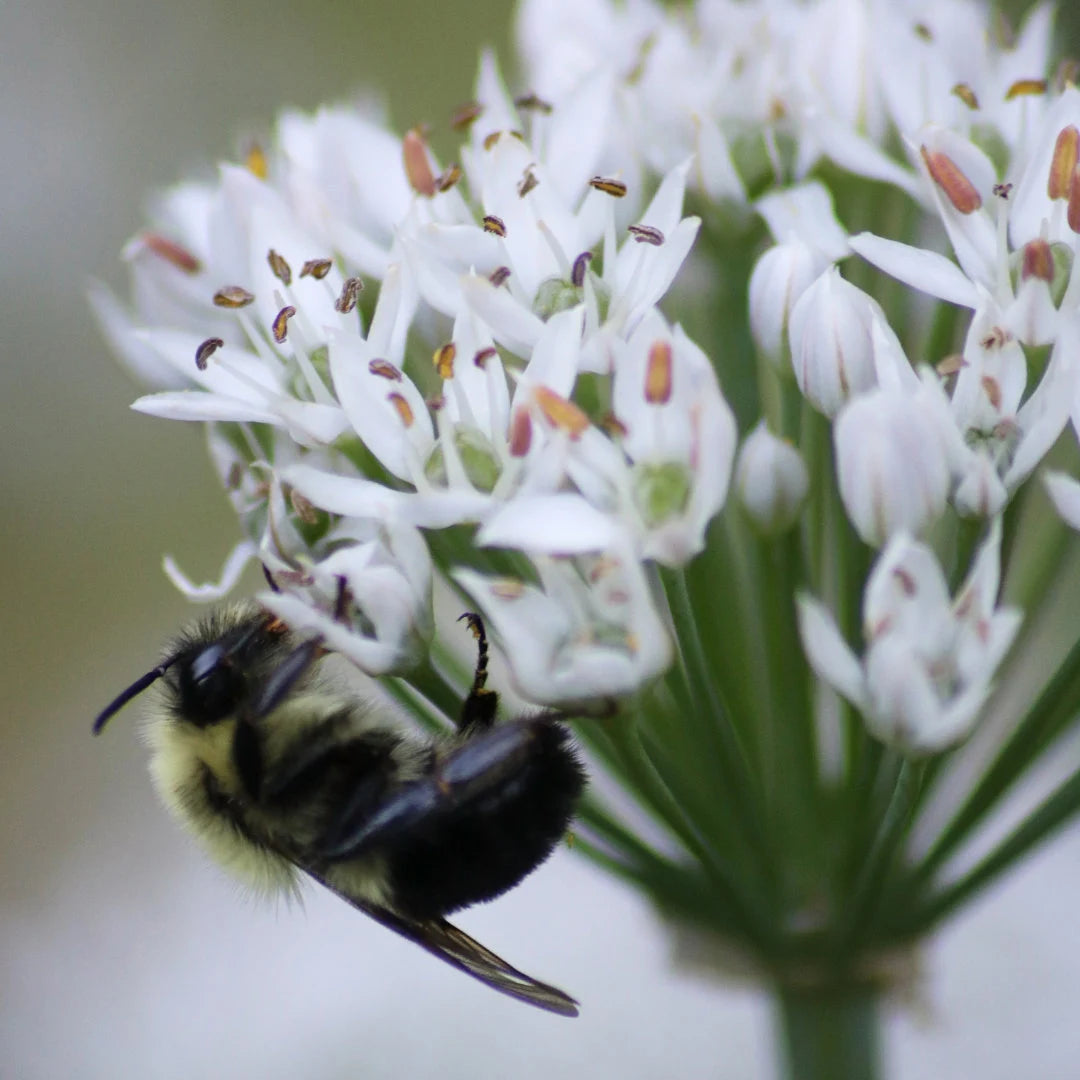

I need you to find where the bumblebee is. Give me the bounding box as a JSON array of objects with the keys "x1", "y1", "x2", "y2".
[{"x1": 93, "y1": 595, "x2": 586, "y2": 1016}]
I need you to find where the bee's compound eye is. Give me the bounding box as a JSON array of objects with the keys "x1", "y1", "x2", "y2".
[
  {"x1": 191, "y1": 644, "x2": 227, "y2": 684},
  {"x1": 178, "y1": 644, "x2": 245, "y2": 726}
]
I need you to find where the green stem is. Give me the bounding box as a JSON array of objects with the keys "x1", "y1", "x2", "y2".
[
  {"x1": 841, "y1": 759, "x2": 922, "y2": 948},
  {"x1": 776, "y1": 982, "x2": 882, "y2": 1080},
  {"x1": 895, "y1": 765, "x2": 1080, "y2": 937},
  {"x1": 912, "y1": 631, "x2": 1080, "y2": 883}
]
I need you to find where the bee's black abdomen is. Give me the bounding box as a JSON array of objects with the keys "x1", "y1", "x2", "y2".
[{"x1": 388, "y1": 718, "x2": 585, "y2": 920}]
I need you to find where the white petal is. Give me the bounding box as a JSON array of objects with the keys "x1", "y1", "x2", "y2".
[
  {"x1": 132, "y1": 391, "x2": 280, "y2": 425},
  {"x1": 755, "y1": 181, "x2": 849, "y2": 260},
  {"x1": 796, "y1": 594, "x2": 869, "y2": 712},
  {"x1": 477, "y1": 494, "x2": 618, "y2": 553},
  {"x1": 257, "y1": 591, "x2": 402, "y2": 675},
  {"x1": 163, "y1": 541, "x2": 256, "y2": 601},
  {"x1": 849, "y1": 232, "x2": 978, "y2": 308},
  {"x1": 282, "y1": 465, "x2": 491, "y2": 527},
  {"x1": 1044, "y1": 471, "x2": 1080, "y2": 531},
  {"x1": 462, "y1": 274, "x2": 546, "y2": 355}
]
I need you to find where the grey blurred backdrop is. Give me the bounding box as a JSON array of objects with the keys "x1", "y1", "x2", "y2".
[{"x1": 3, "y1": 1, "x2": 1080, "y2": 1077}]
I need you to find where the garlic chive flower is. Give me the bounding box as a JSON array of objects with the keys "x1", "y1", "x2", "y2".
[
  {"x1": 96, "y1": 2, "x2": 1080, "y2": 1072},
  {"x1": 798, "y1": 521, "x2": 1020, "y2": 753}
]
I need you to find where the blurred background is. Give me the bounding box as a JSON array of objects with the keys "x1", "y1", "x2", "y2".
[{"x1": 3, "y1": 1, "x2": 1080, "y2": 1076}]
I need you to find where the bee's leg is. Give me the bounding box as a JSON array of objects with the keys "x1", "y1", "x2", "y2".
[
  {"x1": 320, "y1": 719, "x2": 557, "y2": 859},
  {"x1": 252, "y1": 577, "x2": 350, "y2": 719},
  {"x1": 456, "y1": 612, "x2": 498, "y2": 733},
  {"x1": 252, "y1": 638, "x2": 323, "y2": 718}
]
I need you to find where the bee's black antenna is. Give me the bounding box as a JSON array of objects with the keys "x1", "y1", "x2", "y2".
[
  {"x1": 457, "y1": 612, "x2": 497, "y2": 732},
  {"x1": 92, "y1": 662, "x2": 175, "y2": 735}
]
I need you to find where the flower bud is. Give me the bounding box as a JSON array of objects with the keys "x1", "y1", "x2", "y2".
[
  {"x1": 788, "y1": 267, "x2": 880, "y2": 416},
  {"x1": 735, "y1": 423, "x2": 809, "y2": 533},
  {"x1": 834, "y1": 387, "x2": 952, "y2": 546},
  {"x1": 748, "y1": 241, "x2": 824, "y2": 363}
]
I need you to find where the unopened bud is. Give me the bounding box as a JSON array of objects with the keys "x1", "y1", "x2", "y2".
[{"x1": 735, "y1": 424, "x2": 809, "y2": 533}]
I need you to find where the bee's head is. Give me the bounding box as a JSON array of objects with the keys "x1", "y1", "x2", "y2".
[
  {"x1": 173, "y1": 636, "x2": 251, "y2": 727},
  {"x1": 92, "y1": 608, "x2": 299, "y2": 735}
]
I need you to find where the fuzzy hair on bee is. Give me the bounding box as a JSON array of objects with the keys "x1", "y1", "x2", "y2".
[{"x1": 93, "y1": 596, "x2": 587, "y2": 1016}]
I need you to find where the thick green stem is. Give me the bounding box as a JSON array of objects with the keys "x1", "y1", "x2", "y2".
[{"x1": 776, "y1": 983, "x2": 882, "y2": 1080}]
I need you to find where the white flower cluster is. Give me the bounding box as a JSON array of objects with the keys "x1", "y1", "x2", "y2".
[
  {"x1": 96, "y1": 0, "x2": 1071, "y2": 753},
  {"x1": 92, "y1": 50, "x2": 747, "y2": 707}
]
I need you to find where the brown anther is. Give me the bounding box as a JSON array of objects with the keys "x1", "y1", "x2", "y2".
[
  {"x1": 518, "y1": 166, "x2": 539, "y2": 197},
  {"x1": 1069, "y1": 166, "x2": 1080, "y2": 234},
  {"x1": 644, "y1": 340, "x2": 673, "y2": 404},
  {"x1": 195, "y1": 337, "x2": 224, "y2": 371},
  {"x1": 892, "y1": 566, "x2": 917, "y2": 595},
  {"x1": 492, "y1": 578, "x2": 525, "y2": 599},
  {"x1": 534, "y1": 385, "x2": 590, "y2": 438},
  {"x1": 979, "y1": 325, "x2": 1011, "y2": 349},
  {"x1": 514, "y1": 92, "x2": 553, "y2": 114},
  {"x1": 141, "y1": 233, "x2": 202, "y2": 274},
  {"x1": 920, "y1": 146, "x2": 982, "y2": 214},
  {"x1": 300, "y1": 258, "x2": 333, "y2": 280},
  {"x1": 587, "y1": 554, "x2": 618, "y2": 582},
  {"x1": 1005, "y1": 78, "x2": 1048, "y2": 99},
  {"x1": 225, "y1": 462, "x2": 245, "y2": 490},
  {"x1": 488, "y1": 266, "x2": 511, "y2": 287},
  {"x1": 508, "y1": 406, "x2": 532, "y2": 457},
  {"x1": 451, "y1": 100, "x2": 483, "y2": 130},
  {"x1": 981, "y1": 375, "x2": 1003, "y2": 410},
  {"x1": 628, "y1": 223, "x2": 665, "y2": 245},
  {"x1": 433, "y1": 342, "x2": 456, "y2": 380},
  {"x1": 244, "y1": 143, "x2": 268, "y2": 180},
  {"x1": 482, "y1": 214, "x2": 507, "y2": 237},
  {"x1": 1048, "y1": 126, "x2": 1079, "y2": 199},
  {"x1": 1022, "y1": 238, "x2": 1054, "y2": 282},
  {"x1": 267, "y1": 248, "x2": 292, "y2": 286},
  {"x1": 388, "y1": 392, "x2": 415, "y2": 428},
  {"x1": 481, "y1": 130, "x2": 523, "y2": 150},
  {"x1": 435, "y1": 164, "x2": 462, "y2": 192},
  {"x1": 601, "y1": 412, "x2": 628, "y2": 438},
  {"x1": 913, "y1": 22, "x2": 932, "y2": 42},
  {"x1": 403, "y1": 128, "x2": 437, "y2": 197},
  {"x1": 474, "y1": 346, "x2": 497, "y2": 369},
  {"x1": 571, "y1": 252, "x2": 593, "y2": 287},
  {"x1": 589, "y1": 176, "x2": 628, "y2": 198},
  {"x1": 334, "y1": 277, "x2": 364, "y2": 314},
  {"x1": 289, "y1": 489, "x2": 319, "y2": 525},
  {"x1": 951, "y1": 83, "x2": 980, "y2": 109},
  {"x1": 368, "y1": 359, "x2": 403, "y2": 382},
  {"x1": 213, "y1": 285, "x2": 256, "y2": 308},
  {"x1": 272, "y1": 305, "x2": 296, "y2": 343},
  {"x1": 936, "y1": 353, "x2": 967, "y2": 377},
  {"x1": 272, "y1": 305, "x2": 297, "y2": 343},
  {"x1": 993, "y1": 183, "x2": 1013, "y2": 199}
]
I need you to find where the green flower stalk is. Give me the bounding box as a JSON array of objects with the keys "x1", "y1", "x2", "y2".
[{"x1": 93, "y1": 0, "x2": 1080, "y2": 1076}]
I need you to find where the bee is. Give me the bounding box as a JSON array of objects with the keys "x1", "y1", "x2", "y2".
[{"x1": 93, "y1": 588, "x2": 586, "y2": 1016}]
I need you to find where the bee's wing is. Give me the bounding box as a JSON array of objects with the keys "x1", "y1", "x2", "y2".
[{"x1": 305, "y1": 869, "x2": 579, "y2": 1017}]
